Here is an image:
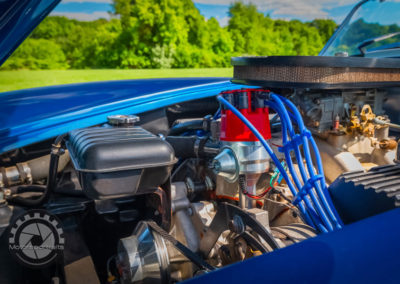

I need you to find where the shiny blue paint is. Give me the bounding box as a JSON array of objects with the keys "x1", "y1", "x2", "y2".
[
  {"x1": 0, "y1": 78, "x2": 246, "y2": 154},
  {"x1": 187, "y1": 207, "x2": 400, "y2": 284},
  {"x1": 1, "y1": 1, "x2": 398, "y2": 281},
  {"x1": 0, "y1": 0, "x2": 61, "y2": 66}
]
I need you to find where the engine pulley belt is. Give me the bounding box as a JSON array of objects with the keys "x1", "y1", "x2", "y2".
[
  {"x1": 147, "y1": 221, "x2": 215, "y2": 272},
  {"x1": 199, "y1": 202, "x2": 280, "y2": 257}
]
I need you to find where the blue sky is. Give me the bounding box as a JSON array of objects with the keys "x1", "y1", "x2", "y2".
[{"x1": 50, "y1": 0, "x2": 383, "y2": 25}]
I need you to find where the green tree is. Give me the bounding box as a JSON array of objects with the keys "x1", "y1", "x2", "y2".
[
  {"x1": 227, "y1": 3, "x2": 326, "y2": 56},
  {"x1": 1, "y1": 1, "x2": 341, "y2": 70},
  {"x1": 309, "y1": 19, "x2": 337, "y2": 43},
  {"x1": 112, "y1": 0, "x2": 233, "y2": 68},
  {"x1": 2, "y1": 38, "x2": 68, "y2": 70}
]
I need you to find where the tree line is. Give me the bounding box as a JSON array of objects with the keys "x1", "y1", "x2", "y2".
[{"x1": 2, "y1": 1, "x2": 338, "y2": 70}]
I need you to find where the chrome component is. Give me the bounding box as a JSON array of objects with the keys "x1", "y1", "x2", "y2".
[
  {"x1": 6, "y1": 162, "x2": 31, "y2": 186},
  {"x1": 225, "y1": 141, "x2": 269, "y2": 175},
  {"x1": 334, "y1": 51, "x2": 349, "y2": 57},
  {"x1": 0, "y1": 162, "x2": 31, "y2": 187},
  {"x1": 202, "y1": 141, "x2": 220, "y2": 155},
  {"x1": 117, "y1": 222, "x2": 170, "y2": 284},
  {"x1": 212, "y1": 141, "x2": 270, "y2": 184},
  {"x1": 118, "y1": 182, "x2": 205, "y2": 283},
  {"x1": 0, "y1": 153, "x2": 70, "y2": 188},
  {"x1": 107, "y1": 114, "x2": 139, "y2": 126},
  {"x1": 211, "y1": 148, "x2": 239, "y2": 182},
  {"x1": 212, "y1": 141, "x2": 270, "y2": 208}
]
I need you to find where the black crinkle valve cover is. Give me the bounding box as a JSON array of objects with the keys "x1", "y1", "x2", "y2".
[
  {"x1": 329, "y1": 164, "x2": 400, "y2": 224},
  {"x1": 67, "y1": 126, "x2": 177, "y2": 199}
]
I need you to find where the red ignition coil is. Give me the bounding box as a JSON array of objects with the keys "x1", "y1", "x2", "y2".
[
  {"x1": 220, "y1": 89, "x2": 272, "y2": 142},
  {"x1": 213, "y1": 89, "x2": 272, "y2": 209}
]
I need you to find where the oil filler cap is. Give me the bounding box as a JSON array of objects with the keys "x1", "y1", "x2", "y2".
[{"x1": 107, "y1": 114, "x2": 140, "y2": 127}]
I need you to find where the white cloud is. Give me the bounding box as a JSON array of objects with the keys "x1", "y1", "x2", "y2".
[
  {"x1": 50, "y1": 11, "x2": 112, "y2": 21},
  {"x1": 194, "y1": 0, "x2": 356, "y2": 20},
  {"x1": 55, "y1": 0, "x2": 357, "y2": 23},
  {"x1": 216, "y1": 16, "x2": 230, "y2": 27}
]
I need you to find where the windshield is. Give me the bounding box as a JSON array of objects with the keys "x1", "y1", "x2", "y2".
[{"x1": 321, "y1": 0, "x2": 400, "y2": 56}]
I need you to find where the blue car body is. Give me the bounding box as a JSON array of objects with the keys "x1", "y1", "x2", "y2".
[
  {"x1": 0, "y1": 78, "x2": 243, "y2": 154},
  {"x1": 187, "y1": 206, "x2": 400, "y2": 284},
  {"x1": 1, "y1": 0, "x2": 400, "y2": 283},
  {"x1": 0, "y1": 0, "x2": 61, "y2": 66}
]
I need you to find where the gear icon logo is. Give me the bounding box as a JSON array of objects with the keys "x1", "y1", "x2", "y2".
[{"x1": 8, "y1": 209, "x2": 64, "y2": 268}]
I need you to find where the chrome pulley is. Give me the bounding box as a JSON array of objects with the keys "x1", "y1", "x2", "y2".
[
  {"x1": 117, "y1": 222, "x2": 171, "y2": 284},
  {"x1": 117, "y1": 221, "x2": 214, "y2": 284}
]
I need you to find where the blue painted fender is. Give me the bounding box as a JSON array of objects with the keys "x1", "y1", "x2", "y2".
[
  {"x1": 0, "y1": 78, "x2": 247, "y2": 154},
  {"x1": 186, "y1": 208, "x2": 400, "y2": 284}
]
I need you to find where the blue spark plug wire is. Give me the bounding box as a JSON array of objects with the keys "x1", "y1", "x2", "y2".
[
  {"x1": 217, "y1": 93, "x2": 343, "y2": 232},
  {"x1": 217, "y1": 95, "x2": 323, "y2": 232},
  {"x1": 276, "y1": 94, "x2": 342, "y2": 229},
  {"x1": 265, "y1": 100, "x2": 330, "y2": 232}
]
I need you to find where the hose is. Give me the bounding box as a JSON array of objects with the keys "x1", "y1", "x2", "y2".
[
  {"x1": 166, "y1": 136, "x2": 197, "y2": 158},
  {"x1": 169, "y1": 119, "x2": 204, "y2": 136},
  {"x1": 0, "y1": 153, "x2": 69, "y2": 188},
  {"x1": 7, "y1": 134, "x2": 67, "y2": 207},
  {"x1": 27, "y1": 152, "x2": 70, "y2": 182},
  {"x1": 213, "y1": 108, "x2": 221, "y2": 120},
  {"x1": 166, "y1": 136, "x2": 219, "y2": 159}
]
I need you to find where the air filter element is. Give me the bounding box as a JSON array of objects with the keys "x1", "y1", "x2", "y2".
[{"x1": 232, "y1": 56, "x2": 400, "y2": 89}]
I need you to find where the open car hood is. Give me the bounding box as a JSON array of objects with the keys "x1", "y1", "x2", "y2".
[{"x1": 0, "y1": 0, "x2": 60, "y2": 66}]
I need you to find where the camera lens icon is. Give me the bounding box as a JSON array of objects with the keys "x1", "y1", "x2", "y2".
[{"x1": 8, "y1": 210, "x2": 64, "y2": 268}]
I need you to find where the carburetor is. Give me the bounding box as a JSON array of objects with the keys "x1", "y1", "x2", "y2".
[{"x1": 212, "y1": 89, "x2": 271, "y2": 208}]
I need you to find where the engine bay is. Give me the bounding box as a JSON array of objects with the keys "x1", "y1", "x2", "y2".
[{"x1": 1, "y1": 56, "x2": 400, "y2": 284}]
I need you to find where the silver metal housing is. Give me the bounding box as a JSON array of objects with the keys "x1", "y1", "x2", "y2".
[
  {"x1": 107, "y1": 114, "x2": 140, "y2": 126},
  {"x1": 212, "y1": 141, "x2": 270, "y2": 183},
  {"x1": 117, "y1": 222, "x2": 170, "y2": 284},
  {"x1": 225, "y1": 141, "x2": 270, "y2": 175}
]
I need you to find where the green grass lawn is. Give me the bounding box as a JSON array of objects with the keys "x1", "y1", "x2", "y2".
[{"x1": 0, "y1": 68, "x2": 233, "y2": 92}]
